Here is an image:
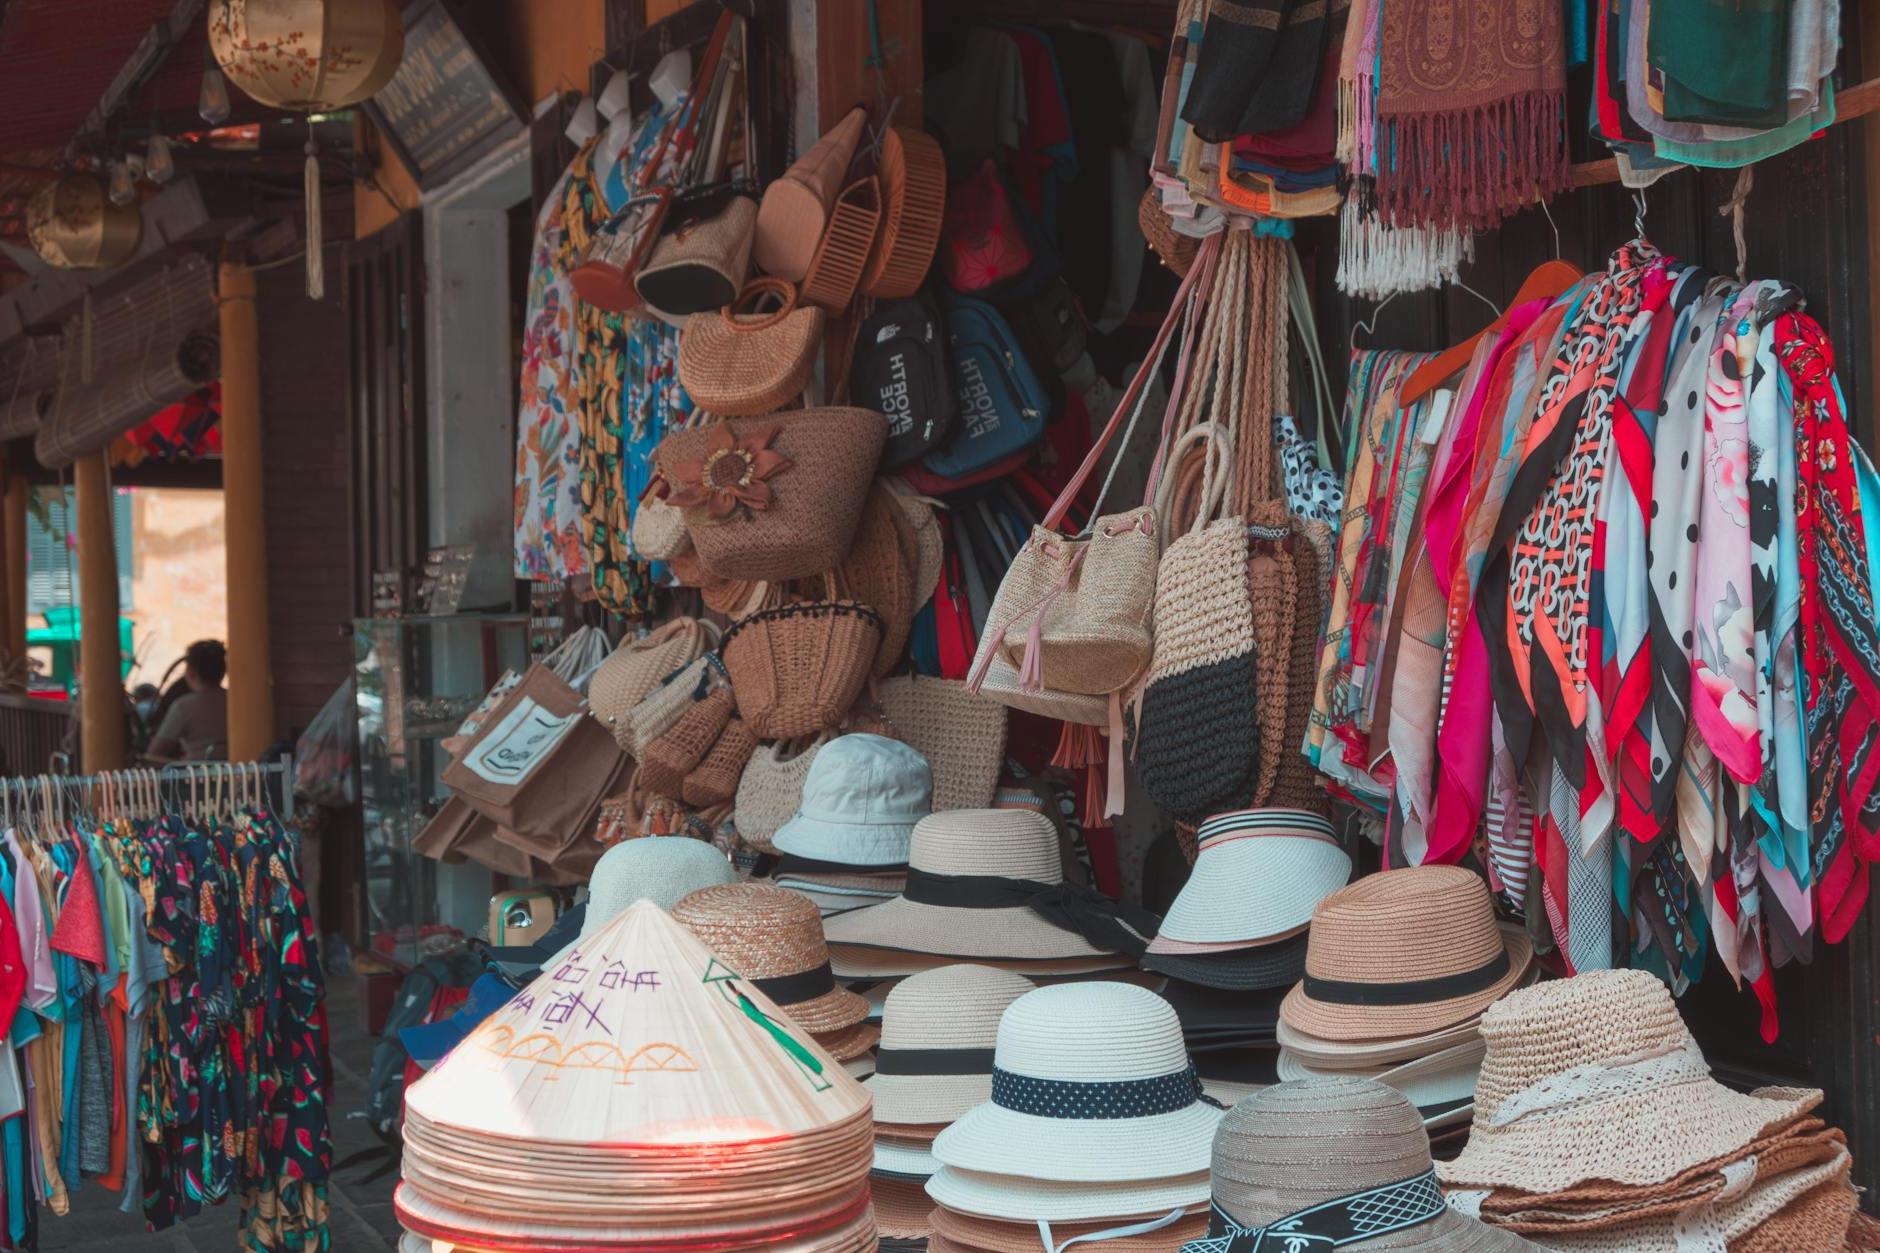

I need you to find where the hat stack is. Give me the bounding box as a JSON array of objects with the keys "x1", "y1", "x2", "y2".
[
  {"x1": 1438, "y1": 969, "x2": 1865, "y2": 1251},
  {"x1": 395, "y1": 901, "x2": 877, "y2": 1252},
  {"x1": 925, "y1": 983, "x2": 1220, "y2": 1252},
  {"x1": 823, "y1": 809, "x2": 1155, "y2": 981},
  {"x1": 866, "y1": 965, "x2": 1036, "y2": 1250},
  {"x1": 1276, "y1": 866, "x2": 1532, "y2": 1137},
  {"x1": 1143, "y1": 809, "x2": 1350, "y2": 1100},
  {"x1": 773, "y1": 734, "x2": 933, "y2": 916},
  {"x1": 1186, "y1": 1077, "x2": 1539, "y2": 1251},
  {"x1": 672, "y1": 883, "x2": 879, "y2": 1072}
]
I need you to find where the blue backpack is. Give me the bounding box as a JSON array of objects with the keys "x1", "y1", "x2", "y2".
[{"x1": 922, "y1": 293, "x2": 1052, "y2": 481}]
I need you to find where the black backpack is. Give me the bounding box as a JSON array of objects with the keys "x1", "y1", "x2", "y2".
[{"x1": 852, "y1": 291, "x2": 956, "y2": 469}]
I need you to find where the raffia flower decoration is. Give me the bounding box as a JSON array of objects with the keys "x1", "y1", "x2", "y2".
[{"x1": 666, "y1": 423, "x2": 791, "y2": 521}]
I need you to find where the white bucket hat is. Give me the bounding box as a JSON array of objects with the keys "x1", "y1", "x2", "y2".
[
  {"x1": 1147, "y1": 809, "x2": 1350, "y2": 952},
  {"x1": 933, "y1": 983, "x2": 1223, "y2": 1184},
  {"x1": 822, "y1": 809, "x2": 1154, "y2": 973},
  {"x1": 773, "y1": 734, "x2": 933, "y2": 867},
  {"x1": 866, "y1": 964, "x2": 1037, "y2": 1128}
]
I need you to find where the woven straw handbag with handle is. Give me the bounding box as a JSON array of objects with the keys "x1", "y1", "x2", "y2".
[
  {"x1": 656, "y1": 405, "x2": 887, "y2": 583},
  {"x1": 733, "y1": 735, "x2": 829, "y2": 854},
  {"x1": 676, "y1": 277, "x2": 825, "y2": 416},
  {"x1": 682, "y1": 717, "x2": 758, "y2": 809},
  {"x1": 587, "y1": 618, "x2": 716, "y2": 751},
  {"x1": 877, "y1": 675, "x2": 1006, "y2": 812},
  {"x1": 721, "y1": 574, "x2": 883, "y2": 740},
  {"x1": 639, "y1": 687, "x2": 735, "y2": 800},
  {"x1": 630, "y1": 474, "x2": 693, "y2": 561}
]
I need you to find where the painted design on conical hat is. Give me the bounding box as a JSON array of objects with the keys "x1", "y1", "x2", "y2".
[{"x1": 406, "y1": 899, "x2": 872, "y2": 1146}]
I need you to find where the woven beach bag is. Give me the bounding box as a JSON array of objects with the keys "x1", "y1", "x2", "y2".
[
  {"x1": 721, "y1": 577, "x2": 884, "y2": 740},
  {"x1": 877, "y1": 675, "x2": 1006, "y2": 811},
  {"x1": 655, "y1": 405, "x2": 888, "y2": 583},
  {"x1": 676, "y1": 277, "x2": 825, "y2": 416},
  {"x1": 618, "y1": 653, "x2": 724, "y2": 758},
  {"x1": 683, "y1": 717, "x2": 759, "y2": 809},
  {"x1": 638, "y1": 686, "x2": 735, "y2": 800},
  {"x1": 588, "y1": 618, "x2": 715, "y2": 750},
  {"x1": 630, "y1": 474, "x2": 692, "y2": 561},
  {"x1": 734, "y1": 736, "x2": 829, "y2": 854}
]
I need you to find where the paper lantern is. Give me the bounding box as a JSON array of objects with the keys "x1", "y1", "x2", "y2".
[
  {"x1": 25, "y1": 176, "x2": 143, "y2": 271},
  {"x1": 208, "y1": 0, "x2": 404, "y2": 111}
]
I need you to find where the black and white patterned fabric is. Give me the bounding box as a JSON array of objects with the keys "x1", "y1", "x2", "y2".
[
  {"x1": 990, "y1": 1064, "x2": 1204, "y2": 1120},
  {"x1": 1275, "y1": 415, "x2": 1343, "y2": 527},
  {"x1": 1179, "y1": 1170, "x2": 1446, "y2": 1252}
]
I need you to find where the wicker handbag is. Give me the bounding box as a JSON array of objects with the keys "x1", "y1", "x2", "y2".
[
  {"x1": 877, "y1": 675, "x2": 1006, "y2": 811},
  {"x1": 635, "y1": 185, "x2": 758, "y2": 319},
  {"x1": 721, "y1": 576, "x2": 883, "y2": 740},
  {"x1": 682, "y1": 717, "x2": 758, "y2": 809},
  {"x1": 619, "y1": 653, "x2": 725, "y2": 758},
  {"x1": 862, "y1": 127, "x2": 947, "y2": 299},
  {"x1": 588, "y1": 618, "x2": 715, "y2": 750},
  {"x1": 827, "y1": 481, "x2": 919, "y2": 677},
  {"x1": 656, "y1": 405, "x2": 888, "y2": 583},
  {"x1": 800, "y1": 176, "x2": 882, "y2": 315},
  {"x1": 965, "y1": 248, "x2": 1213, "y2": 708},
  {"x1": 1269, "y1": 522, "x2": 1330, "y2": 814},
  {"x1": 639, "y1": 687, "x2": 735, "y2": 800},
  {"x1": 631, "y1": 474, "x2": 693, "y2": 561},
  {"x1": 733, "y1": 735, "x2": 829, "y2": 854},
  {"x1": 676, "y1": 278, "x2": 825, "y2": 416}
]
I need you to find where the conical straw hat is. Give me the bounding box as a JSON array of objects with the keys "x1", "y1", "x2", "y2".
[
  {"x1": 406, "y1": 899, "x2": 872, "y2": 1147},
  {"x1": 756, "y1": 106, "x2": 868, "y2": 280}
]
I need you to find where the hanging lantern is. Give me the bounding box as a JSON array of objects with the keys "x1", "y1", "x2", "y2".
[
  {"x1": 207, "y1": 0, "x2": 404, "y2": 112},
  {"x1": 25, "y1": 175, "x2": 143, "y2": 271},
  {"x1": 146, "y1": 134, "x2": 176, "y2": 185},
  {"x1": 199, "y1": 63, "x2": 232, "y2": 123}
]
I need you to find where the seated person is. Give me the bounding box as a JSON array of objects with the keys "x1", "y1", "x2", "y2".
[{"x1": 146, "y1": 639, "x2": 229, "y2": 762}]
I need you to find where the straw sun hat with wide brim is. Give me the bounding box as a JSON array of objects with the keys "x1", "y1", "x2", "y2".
[
  {"x1": 1437, "y1": 969, "x2": 1823, "y2": 1196},
  {"x1": 1146, "y1": 808, "x2": 1351, "y2": 952},
  {"x1": 1280, "y1": 865, "x2": 1532, "y2": 1043},
  {"x1": 671, "y1": 883, "x2": 870, "y2": 1035},
  {"x1": 865, "y1": 963, "x2": 1037, "y2": 1125},
  {"x1": 933, "y1": 983, "x2": 1222, "y2": 1184},
  {"x1": 929, "y1": 1206, "x2": 1208, "y2": 1253},
  {"x1": 823, "y1": 809, "x2": 1147, "y2": 966},
  {"x1": 1205, "y1": 1078, "x2": 1538, "y2": 1251},
  {"x1": 926, "y1": 1167, "x2": 1212, "y2": 1225}
]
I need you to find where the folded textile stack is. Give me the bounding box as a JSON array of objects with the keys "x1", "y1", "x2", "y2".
[
  {"x1": 1439, "y1": 970, "x2": 1866, "y2": 1251},
  {"x1": 926, "y1": 984, "x2": 1219, "y2": 1253},
  {"x1": 395, "y1": 901, "x2": 878, "y2": 1252},
  {"x1": 774, "y1": 734, "x2": 931, "y2": 916},
  {"x1": 1142, "y1": 808, "x2": 1350, "y2": 1098},
  {"x1": 673, "y1": 882, "x2": 881, "y2": 1071},
  {"x1": 1275, "y1": 866, "x2": 1532, "y2": 1138},
  {"x1": 866, "y1": 965, "x2": 1036, "y2": 1250},
  {"x1": 824, "y1": 809, "x2": 1155, "y2": 981}
]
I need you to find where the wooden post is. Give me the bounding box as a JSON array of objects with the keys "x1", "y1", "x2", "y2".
[
  {"x1": 1, "y1": 472, "x2": 23, "y2": 670},
  {"x1": 75, "y1": 451, "x2": 123, "y2": 771},
  {"x1": 815, "y1": 0, "x2": 922, "y2": 133},
  {"x1": 220, "y1": 249, "x2": 274, "y2": 761}
]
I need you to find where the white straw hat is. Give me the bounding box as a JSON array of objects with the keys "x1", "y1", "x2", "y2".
[
  {"x1": 1437, "y1": 969, "x2": 1820, "y2": 1195},
  {"x1": 1147, "y1": 809, "x2": 1350, "y2": 952},
  {"x1": 1275, "y1": 1037, "x2": 1483, "y2": 1130},
  {"x1": 865, "y1": 964, "x2": 1037, "y2": 1126},
  {"x1": 925, "y1": 1166, "x2": 1211, "y2": 1224},
  {"x1": 774, "y1": 734, "x2": 933, "y2": 866},
  {"x1": 933, "y1": 983, "x2": 1222, "y2": 1184},
  {"x1": 823, "y1": 809, "x2": 1150, "y2": 968}
]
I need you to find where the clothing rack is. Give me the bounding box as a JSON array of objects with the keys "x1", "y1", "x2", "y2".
[{"x1": 0, "y1": 756, "x2": 296, "y2": 831}]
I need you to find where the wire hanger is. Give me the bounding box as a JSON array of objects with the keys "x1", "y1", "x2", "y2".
[{"x1": 1351, "y1": 292, "x2": 1400, "y2": 352}]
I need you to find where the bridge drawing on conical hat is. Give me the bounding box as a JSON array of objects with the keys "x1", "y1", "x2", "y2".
[{"x1": 404, "y1": 899, "x2": 872, "y2": 1147}]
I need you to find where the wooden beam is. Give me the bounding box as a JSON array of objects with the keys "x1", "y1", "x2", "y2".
[
  {"x1": 219, "y1": 250, "x2": 274, "y2": 760},
  {"x1": 816, "y1": 0, "x2": 922, "y2": 133},
  {"x1": 1568, "y1": 75, "x2": 1880, "y2": 189},
  {"x1": 75, "y1": 452, "x2": 124, "y2": 772}
]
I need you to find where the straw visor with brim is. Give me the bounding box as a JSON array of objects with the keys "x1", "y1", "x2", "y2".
[
  {"x1": 671, "y1": 883, "x2": 870, "y2": 1034},
  {"x1": 1280, "y1": 865, "x2": 1532, "y2": 1042},
  {"x1": 933, "y1": 983, "x2": 1222, "y2": 1183},
  {"x1": 1437, "y1": 969, "x2": 1823, "y2": 1195},
  {"x1": 926, "y1": 1167, "x2": 1212, "y2": 1224},
  {"x1": 823, "y1": 809, "x2": 1141, "y2": 963},
  {"x1": 1147, "y1": 808, "x2": 1350, "y2": 951},
  {"x1": 1207, "y1": 1078, "x2": 1537, "y2": 1251},
  {"x1": 866, "y1": 964, "x2": 1037, "y2": 1125}
]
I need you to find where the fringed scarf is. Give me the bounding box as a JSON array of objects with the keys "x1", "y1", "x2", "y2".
[
  {"x1": 1773, "y1": 313, "x2": 1880, "y2": 945},
  {"x1": 1374, "y1": 0, "x2": 1569, "y2": 230}
]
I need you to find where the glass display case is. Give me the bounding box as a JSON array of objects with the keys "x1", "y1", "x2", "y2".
[{"x1": 354, "y1": 613, "x2": 531, "y2": 968}]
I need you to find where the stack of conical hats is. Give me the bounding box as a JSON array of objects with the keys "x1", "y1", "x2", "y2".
[{"x1": 396, "y1": 900, "x2": 879, "y2": 1252}]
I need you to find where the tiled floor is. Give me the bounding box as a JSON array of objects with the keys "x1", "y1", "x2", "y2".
[{"x1": 41, "y1": 972, "x2": 401, "y2": 1251}]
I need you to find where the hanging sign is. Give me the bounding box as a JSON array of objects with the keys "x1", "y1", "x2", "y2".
[{"x1": 361, "y1": 0, "x2": 528, "y2": 190}]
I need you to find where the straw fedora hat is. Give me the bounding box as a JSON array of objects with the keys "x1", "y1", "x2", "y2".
[
  {"x1": 1280, "y1": 865, "x2": 1532, "y2": 1042},
  {"x1": 823, "y1": 809, "x2": 1152, "y2": 968},
  {"x1": 1276, "y1": 1037, "x2": 1483, "y2": 1130},
  {"x1": 866, "y1": 964, "x2": 1037, "y2": 1126},
  {"x1": 1437, "y1": 969, "x2": 1821, "y2": 1196},
  {"x1": 774, "y1": 734, "x2": 934, "y2": 867},
  {"x1": 1146, "y1": 808, "x2": 1350, "y2": 952},
  {"x1": 933, "y1": 983, "x2": 1221, "y2": 1184},
  {"x1": 672, "y1": 883, "x2": 870, "y2": 1035},
  {"x1": 816, "y1": 1019, "x2": 881, "y2": 1064},
  {"x1": 1195, "y1": 1078, "x2": 1538, "y2": 1251}
]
